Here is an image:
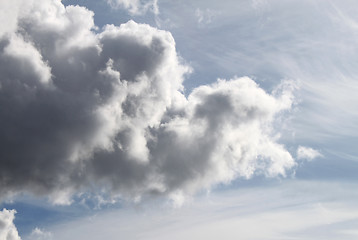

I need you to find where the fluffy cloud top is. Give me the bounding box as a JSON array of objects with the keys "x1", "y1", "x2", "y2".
[
  {"x1": 0, "y1": 0, "x2": 295, "y2": 204},
  {"x1": 0, "y1": 209, "x2": 21, "y2": 240}
]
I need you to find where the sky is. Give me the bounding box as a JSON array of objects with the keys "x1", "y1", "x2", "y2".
[{"x1": 0, "y1": 0, "x2": 357, "y2": 239}]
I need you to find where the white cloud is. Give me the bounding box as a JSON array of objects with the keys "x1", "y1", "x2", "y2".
[
  {"x1": 297, "y1": 146, "x2": 323, "y2": 161},
  {"x1": 0, "y1": 0, "x2": 21, "y2": 37},
  {"x1": 106, "y1": 0, "x2": 159, "y2": 15},
  {"x1": 37, "y1": 181, "x2": 358, "y2": 240},
  {"x1": 28, "y1": 228, "x2": 53, "y2": 240},
  {"x1": 0, "y1": 0, "x2": 296, "y2": 205},
  {"x1": 155, "y1": 0, "x2": 358, "y2": 148},
  {"x1": 0, "y1": 209, "x2": 21, "y2": 240}
]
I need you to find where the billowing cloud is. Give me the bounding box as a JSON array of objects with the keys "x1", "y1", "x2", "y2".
[
  {"x1": 0, "y1": 0, "x2": 295, "y2": 204},
  {"x1": 0, "y1": 209, "x2": 21, "y2": 240},
  {"x1": 106, "y1": 0, "x2": 159, "y2": 15},
  {"x1": 297, "y1": 146, "x2": 323, "y2": 161}
]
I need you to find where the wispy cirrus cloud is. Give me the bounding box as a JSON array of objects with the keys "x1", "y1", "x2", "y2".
[
  {"x1": 156, "y1": 0, "x2": 358, "y2": 146},
  {"x1": 27, "y1": 181, "x2": 358, "y2": 240},
  {"x1": 195, "y1": 8, "x2": 220, "y2": 25}
]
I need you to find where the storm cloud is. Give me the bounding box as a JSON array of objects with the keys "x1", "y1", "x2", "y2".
[{"x1": 0, "y1": 0, "x2": 295, "y2": 204}]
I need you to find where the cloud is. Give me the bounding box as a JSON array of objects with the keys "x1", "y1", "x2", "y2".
[
  {"x1": 0, "y1": 0, "x2": 21, "y2": 37},
  {"x1": 0, "y1": 209, "x2": 21, "y2": 240},
  {"x1": 156, "y1": 0, "x2": 358, "y2": 147},
  {"x1": 0, "y1": 0, "x2": 295, "y2": 205},
  {"x1": 251, "y1": 0, "x2": 269, "y2": 11},
  {"x1": 195, "y1": 8, "x2": 220, "y2": 25},
  {"x1": 29, "y1": 181, "x2": 358, "y2": 240},
  {"x1": 106, "y1": 0, "x2": 159, "y2": 15},
  {"x1": 297, "y1": 146, "x2": 323, "y2": 161},
  {"x1": 28, "y1": 228, "x2": 53, "y2": 240}
]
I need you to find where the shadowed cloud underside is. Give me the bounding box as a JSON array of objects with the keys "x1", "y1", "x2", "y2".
[{"x1": 0, "y1": 0, "x2": 296, "y2": 205}]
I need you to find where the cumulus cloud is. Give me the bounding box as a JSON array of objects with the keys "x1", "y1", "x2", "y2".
[
  {"x1": 106, "y1": 0, "x2": 159, "y2": 15},
  {"x1": 0, "y1": 209, "x2": 21, "y2": 240},
  {"x1": 297, "y1": 146, "x2": 323, "y2": 161},
  {"x1": 0, "y1": 0, "x2": 296, "y2": 204}
]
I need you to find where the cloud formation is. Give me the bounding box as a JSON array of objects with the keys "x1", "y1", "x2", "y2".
[
  {"x1": 106, "y1": 0, "x2": 159, "y2": 15},
  {"x1": 297, "y1": 146, "x2": 322, "y2": 161},
  {"x1": 40, "y1": 181, "x2": 358, "y2": 240},
  {"x1": 0, "y1": 0, "x2": 295, "y2": 204},
  {"x1": 28, "y1": 228, "x2": 53, "y2": 240},
  {"x1": 0, "y1": 209, "x2": 21, "y2": 240},
  {"x1": 195, "y1": 8, "x2": 219, "y2": 25}
]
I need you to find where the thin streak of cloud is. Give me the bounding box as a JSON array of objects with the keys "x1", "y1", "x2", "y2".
[{"x1": 32, "y1": 181, "x2": 358, "y2": 240}]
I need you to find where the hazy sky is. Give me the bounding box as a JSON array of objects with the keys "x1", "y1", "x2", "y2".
[{"x1": 0, "y1": 0, "x2": 357, "y2": 239}]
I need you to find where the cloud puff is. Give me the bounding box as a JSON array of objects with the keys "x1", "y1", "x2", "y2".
[
  {"x1": 0, "y1": 209, "x2": 21, "y2": 240},
  {"x1": 297, "y1": 146, "x2": 323, "y2": 161},
  {"x1": 106, "y1": 0, "x2": 159, "y2": 15},
  {"x1": 0, "y1": 0, "x2": 295, "y2": 204},
  {"x1": 28, "y1": 228, "x2": 53, "y2": 240}
]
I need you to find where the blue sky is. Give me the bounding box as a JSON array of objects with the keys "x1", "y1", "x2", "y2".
[{"x1": 0, "y1": 0, "x2": 358, "y2": 239}]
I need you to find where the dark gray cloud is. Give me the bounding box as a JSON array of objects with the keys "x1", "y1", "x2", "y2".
[{"x1": 0, "y1": 0, "x2": 295, "y2": 204}]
